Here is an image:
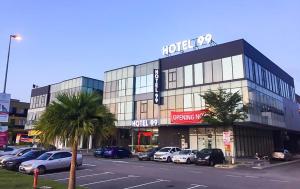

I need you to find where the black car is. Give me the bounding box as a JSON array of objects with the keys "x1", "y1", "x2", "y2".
[
  {"x1": 3, "y1": 150, "x2": 47, "y2": 170},
  {"x1": 195, "y1": 148, "x2": 225, "y2": 166},
  {"x1": 102, "y1": 146, "x2": 132, "y2": 158},
  {"x1": 94, "y1": 147, "x2": 106, "y2": 158},
  {"x1": 138, "y1": 147, "x2": 161, "y2": 161}
]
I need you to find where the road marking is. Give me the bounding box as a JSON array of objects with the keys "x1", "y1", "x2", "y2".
[
  {"x1": 39, "y1": 169, "x2": 93, "y2": 177},
  {"x1": 225, "y1": 174, "x2": 242, "y2": 178},
  {"x1": 111, "y1": 160, "x2": 129, "y2": 164},
  {"x1": 123, "y1": 179, "x2": 169, "y2": 189},
  {"x1": 83, "y1": 163, "x2": 96, "y2": 167},
  {"x1": 80, "y1": 175, "x2": 140, "y2": 186},
  {"x1": 245, "y1": 175, "x2": 259, "y2": 179},
  {"x1": 269, "y1": 179, "x2": 289, "y2": 183},
  {"x1": 187, "y1": 184, "x2": 208, "y2": 189},
  {"x1": 54, "y1": 172, "x2": 113, "y2": 181}
]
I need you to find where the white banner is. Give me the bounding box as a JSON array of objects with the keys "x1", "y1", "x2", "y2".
[{"x1": 0, "y1": 93, "x2": 11, "y2": 123}]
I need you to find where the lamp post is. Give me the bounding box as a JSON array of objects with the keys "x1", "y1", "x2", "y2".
[{"x1": 3, "y1": 34, "x2": 22, "y2": 93}]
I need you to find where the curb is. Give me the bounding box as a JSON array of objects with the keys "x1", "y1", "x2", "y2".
[
  {"x1": 215, "y1": 164, "x2": 238, "y2": 169},
  {"x1": 252, "y1": 159, "x2": 300, "y2": 169}
]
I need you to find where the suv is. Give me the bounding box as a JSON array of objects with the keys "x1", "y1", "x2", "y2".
[
  {"x1": 154, "y1": 147, "x2": 181, "y2": 162},
  {"x1": 195, "y1": 148, "x2": 225, "y2": 166}
]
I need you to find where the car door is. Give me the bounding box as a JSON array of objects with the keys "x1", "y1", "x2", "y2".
[
  {"x1": 60, "y1": 152, "x2": 72, "y2": 168},
  {"x1": 46, "y1": 152, "x2": 63, "y2": 170},
  {"x1": 118, "y1": 148, "x2": 125, "y2": 158}
]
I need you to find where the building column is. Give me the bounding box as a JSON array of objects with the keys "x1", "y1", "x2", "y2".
[
  {"x1": 79, "y1": 135, "x2": 84, "y2": 149},
  {"x1": 88, "y1": 135, "x2": 92, "y2": 150}
]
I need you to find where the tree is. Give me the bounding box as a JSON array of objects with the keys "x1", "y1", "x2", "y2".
[
  {"x1": 201, "y1": 88, "x2": 248, "y2": 148},
  {"x1": 36, "y1": 92, "x2": 116, "y2": 189}
]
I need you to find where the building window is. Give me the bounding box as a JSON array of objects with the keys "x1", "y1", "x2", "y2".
[
  {"x1": 168, "y1": 69, "x2": 177, "y2": 89},
  {"x1": 212, "y1": 59, "x2": 222, "y2": 82},
  {"x1": 232, "y1": 55, "x2": 244, "y2": 79},
  {"x1": 184, "y1": 94, "x2": 193, "y2": 109},
  {"x1": 168, "y1": 71, "x2": 176, "y2": 82},
  {"x1": 222, "y1": 57, "x2": 233, "y2": 81},
  {"x1": 141, "y1": 102, "x2": 148, "y2": 113},
  {"x1": 204, "y1": 61, "x2": 213, "y2": 83},
  {"x1": 184, "y1": 65, "x2": 193, "y2": 86},
  {"x1": 194, "y1": 63, "x2": 203, "y2": 85}
]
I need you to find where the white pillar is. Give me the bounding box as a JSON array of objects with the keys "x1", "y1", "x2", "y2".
[
  {"x1": 80, "y1": 135, "x2": 84, "y2": 149},
  {"x1": 88, "y1": 135, "x2": 93, "y2": 150}
]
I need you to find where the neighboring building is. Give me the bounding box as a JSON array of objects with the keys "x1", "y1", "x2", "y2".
[
  {"x1": 25, "y1": 76, "x2": 104, "y2": 149},
  {"x1": 7, "y1": 99, "x2": 29, "y2": 143},
  {"x1": 296, "y1": 94, "x2": 300, "y2": 113},
  {"x1": 103, "y1": 39, "x2": 300, "y2": 157}
]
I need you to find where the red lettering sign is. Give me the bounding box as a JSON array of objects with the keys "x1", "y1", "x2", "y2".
[{"x1": 171, "y1": 110, "x2": 208, "y2": 124}]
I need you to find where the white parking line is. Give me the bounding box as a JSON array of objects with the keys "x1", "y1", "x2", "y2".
[
  {"x1": 123, "y1": 179, "x2": 169, "y2": 189},
  {"x1": 80, "y1": 175, "x2": 140, "y2": 187},
  {"x1": 245, "y1": 175, "x2": 259, "y2": 179},
  {"x1": 187, "y1": 184, "x2": 208, "y2": 189},
  {"x1": 269, "y1": 179, "x2": 289, "y2": 183},
  {"x1": 83, "y1": 163, "x2": 97, "y2": 167},
  {"x1": 54, "y1": 172, "x2": 113, "y2": 181},
  {"x1": 39, "y1": 169, "x2": 93, "y2": 177},
  {"x1": 111, "y1": 160, "x2": 129, "y2": 164},
  {"x1": 225, "y1": 174, "x2": 242, "y2": 178}
]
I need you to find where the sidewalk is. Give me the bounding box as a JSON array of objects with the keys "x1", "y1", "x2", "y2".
[{"x1": 235, "y1": 154, "x2": 300, "y2": 169}]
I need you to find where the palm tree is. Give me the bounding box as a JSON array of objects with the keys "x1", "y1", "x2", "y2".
[{"x1": 36, "y1": 92, "x2": 115, "y2": 189}]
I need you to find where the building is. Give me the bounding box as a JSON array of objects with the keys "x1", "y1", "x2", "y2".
[
  {"x1": 6, "y1": 99, "x2": 29, "y2": 144},
  {"x1": 25, "y1": 76, "x2": 104, "y2": 149},
  {"x1": 103, "y1": 39, "x2": 300, "y2": 157}
]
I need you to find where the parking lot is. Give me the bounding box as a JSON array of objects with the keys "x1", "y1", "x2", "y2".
[{"x1": 39, "y1": 155, "x2": 300, "y2": 189}]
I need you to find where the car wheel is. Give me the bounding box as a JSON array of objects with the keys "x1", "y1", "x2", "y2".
[
  {"x1": 167, "y1": 156, "x2": 171, "y2": 163},
  {"x1": 186, "y1": 158, "x2": 191, "y2": 164},
  {"x1": 37, "y1": 166, "x2": 46, "y2": 175},
  {"x1": 209, "y1": 160, "x2": 215, "y2": 166}
]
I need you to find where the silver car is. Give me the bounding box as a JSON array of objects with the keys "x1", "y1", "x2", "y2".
[
  {"x1": 19, "y1": 151, "x2": 83, "y2": 174},
  {"x1": 0, "y1": 146, "x2": 17, "y2": 157},
  {"x1": 0, "y1": 147, "x2": 32, "y2": 167}
]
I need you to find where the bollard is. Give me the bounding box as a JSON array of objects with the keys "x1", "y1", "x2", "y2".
[{"x1": 33, "y1": 168, "x2": 39, "y2": 189}]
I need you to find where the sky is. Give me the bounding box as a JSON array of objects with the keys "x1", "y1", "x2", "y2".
[{"x1": 0, "y1": 0, "x2": 300, "y2": 102}]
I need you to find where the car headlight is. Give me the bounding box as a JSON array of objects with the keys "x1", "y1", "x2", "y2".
[{"x1": 204, "y1": 156, "x2": 210, "y2": 160}]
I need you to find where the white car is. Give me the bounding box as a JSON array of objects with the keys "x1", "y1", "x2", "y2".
[
  {"x1": 19, "y1": 151, "x2": 83, "y2": 174},
  {"x1": 153, "y1": 147, "x2": 181, "y2": 162},
  {"x1": 172, "y1": 149, "x2": 198, "y2": 164}
]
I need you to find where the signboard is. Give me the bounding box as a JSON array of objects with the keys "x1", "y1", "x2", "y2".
[
  {"x1": 131, "y1": 119, "x2": 159, "y2": 127},
  {"x1": 153, "y1": 69, "x2": 160, "y2": 104},
  {"x1": 170, "y1": 110, "x2": 208, "y2": 124},
  {"x1": 223, "y1": 131, "x2": 231, "y2": 153},
  {"x1": 162, "y1": 34, "x2": 213, "y2": 56},
  {"x1": 0, "y1": 126, "x2": 8, "y2": 147},
  {"x1": 0, "y1": 93, "x2": 11, "y2": 123}
]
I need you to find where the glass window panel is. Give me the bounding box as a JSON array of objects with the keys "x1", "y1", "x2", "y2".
[
  {"x1": 136, "y1": 77, "x2": 141, "y2": 88},
  {"x1": 127, "y1": 78, "x2": 133, "y2": 89},
  {"x1": 212, "y1": 59, "x2": 222, "y2": 82},
  {"x1": 111, "y1": 71, "x2": 117, "y2": 81},
  {"x1": 184, "y1": 94, "x2": 192, "y2": 109},
  {"x1": 122, "y1": 79, "x2": 126, "y2": 89},
  {"x1": 168, "y1": 96, "x2": 176, "y2": 109},
  {"x1": 194, "y1": 63, "x2": 203, "y2": 84},
  {"x1": 248, "y1": 59, "x2": 253, "y2": 81},
  {"x1": 194, "y1": 93, "x2": 201, "y2": 108},
  {"x1": 184, "y1": 65, "x2": 193, "y2": 86},
  {"x1": 126, "y1": 102, "x2": 133, "y2": 113},
  {"x1": 255, "y1": 63, "x2": 260, "y2": 85},
  {"x1": 222, "y1": 57, "x2": 232, "y2": 81},
  {"x1": 244, "y1": 55, "x2": 250, "y2": 79},
  {"x1": 232, "y1": 55, "x2": 244, "y2": 79},
  {"x1": 116, "y1": 69, "x2": 122, "y2": 80},
  {"x1": 147, "y1": 74, "x2": 153, "y2": 86},
  {"x1": 141, "y1": 76, "x2": 147, "y2": 87},
  {"x1": 128, "y1": 67, "x2": 134, "y2": 77},
  {"x1": 122, "y1": 68, "x2": 128, "y2": 78},
  {"x1": 148, "y1": 100, "x2": 154, "y2": 118},
  {"x1": 177, "y1": 67, "x2": 184, "y2": 88},
  {"x1": 140, "y1": 64, "x2": 147, "y2": 75},
  {"x1": 176, "y1": 95, "x2": 183, "y2": 109},
  {"x1": 204, "y1": 61, "x2": 212, "y2": 83}
]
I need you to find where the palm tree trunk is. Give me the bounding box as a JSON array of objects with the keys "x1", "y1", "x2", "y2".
[{"x1": 68, "y1": 140, "x2": 78, "y2": 189}]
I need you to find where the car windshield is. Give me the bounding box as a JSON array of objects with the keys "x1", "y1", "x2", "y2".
[
  {"x1": 199, "y1": 149, "x2": 212, "y2": 154},
  {"x1": 37, "y1": 152, "x2": 52, "y2": 160},
  {"x1": 23, "y1": 151, "x2": 38, "y2": 158},
  {"x1": 9, "y1": 148, "x2": 21, "y2": 155},
  {"x1": 159, "y1": 148, "x2": 171, "y2": 152},
  {"x1": 179, "y1": 150, "x2": 191, "y2": 155}
]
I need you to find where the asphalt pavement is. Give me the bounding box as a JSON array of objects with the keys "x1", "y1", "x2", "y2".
[{"x1": 40, "y1": 156, "x2": 300, "y2": 189}]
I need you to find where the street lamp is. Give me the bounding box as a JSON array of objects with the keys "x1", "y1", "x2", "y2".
[{"x1": 3, "y1": 34, "x2": 22, "y2": 93}]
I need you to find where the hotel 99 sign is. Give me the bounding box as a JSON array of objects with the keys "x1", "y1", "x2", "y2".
[{"x1": 153, "y1": 69, "x2": 160, "y2": 104}]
